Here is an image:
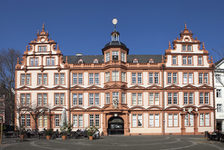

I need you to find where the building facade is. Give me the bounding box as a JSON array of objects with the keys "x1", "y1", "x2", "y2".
[
  {"x1": 214, "y1": 58, "x2": 224, "y2": 132},
  {"x1": 15, "y1": 23, "x2": 215, "y2": 135}
]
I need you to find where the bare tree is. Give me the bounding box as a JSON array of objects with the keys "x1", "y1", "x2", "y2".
[
  {"x1": 15, "y1": 96, "x2": 52, "y2": 132},
  {"x1": 28, "y1": 103, "x2": 51, "y2": 132},
  {"x1": 0, "y1": 48, "x2": 22, "y2": 125}
]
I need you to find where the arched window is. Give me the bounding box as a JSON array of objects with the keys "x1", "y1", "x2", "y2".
[
  {"x1": 78, "y1": 59, "x2": 83, "y2": 64},
  {"x1": 133, "y1": 58, "x2": 138, "y2": 63},
  {"x1": 93, "y1": 59, "x2": 98, "y2": 64},
  {"x1": 149, "y1": 59, "x2": 154, "y2": 63}
]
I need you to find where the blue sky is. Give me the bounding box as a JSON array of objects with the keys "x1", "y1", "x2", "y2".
[{"x1": 0, "y1": 0, "x2": 224, "y2": 61}]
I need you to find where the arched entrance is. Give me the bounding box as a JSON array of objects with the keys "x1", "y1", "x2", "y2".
[{"x1": 108, "y1": 116, "x2": 124, "y2": 135}]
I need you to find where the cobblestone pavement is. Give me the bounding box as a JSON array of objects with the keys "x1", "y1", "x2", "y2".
[{"x1": 1, "y1": 135, "x2": 224, "y2": 150}]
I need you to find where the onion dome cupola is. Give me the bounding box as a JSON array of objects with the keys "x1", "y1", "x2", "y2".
[{"x1": 102, "y1": 18, "x2": 129, "y2": 63}]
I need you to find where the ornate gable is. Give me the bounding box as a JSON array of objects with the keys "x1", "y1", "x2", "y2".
[
  {"x1": 128, "y1": 85, "x2": 145, "y2": 90},
  {"x1": 182, "y1": 84, "x2": 198, "y2": 90},
  {"x1": 198, "y1": 84, "x2": 214, "y2": 90},
  {"x1": 165, "y1": 84, "x2": 182, "y2": 90},
  {"x1": 146, "y1": 84, "x2": 163, "y2": 90}
]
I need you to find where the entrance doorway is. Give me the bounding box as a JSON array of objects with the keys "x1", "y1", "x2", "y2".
[{"x1": 108, "y1": 116, "x2": 124, "y2": 135}]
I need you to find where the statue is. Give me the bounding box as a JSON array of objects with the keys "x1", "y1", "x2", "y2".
[{"x1": 112, "y1": 97, "x2": 118, "y2": 109}]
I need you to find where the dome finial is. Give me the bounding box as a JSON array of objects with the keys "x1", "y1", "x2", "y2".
[
  {"x1": 184, "y1": 23, "x2": 187, "y2": 29},
  {"x1": 42, "y1": 23, "x2": 45, "y2": 32},
  {"x1": 17, "y1": 57, "x2": 19, "y2": 64},
  {"x1": 202, "y1": 42, "x2": 205, "y2": 49},
  {"x1": 168, "y1": 41, "x2": 171, "y2": 49},
  {"x1": 112, "y1": 18, "x2": 118, "y2": 30},
  {"x1": 111, "y1": 18, "x2": 120, "y2": 41}
]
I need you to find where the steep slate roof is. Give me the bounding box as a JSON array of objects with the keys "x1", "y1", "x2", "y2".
[
  {"x1": 64, "y1": 55, "x2": 162, "y2": 64},
  {"x1": 215, "y1": 57, "x2": 224, "y2": 66}
]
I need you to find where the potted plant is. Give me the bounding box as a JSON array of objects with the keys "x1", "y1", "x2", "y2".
[
  {"x1": 60, "y1": 122, "x2": 71, "y2": 140},
  {"x1": 45, "y1": 129, "x2": 53, "y2": 140},
  {"x1": 86, "y1": 126, "x2": 97, "y2": 140},
  {"x1": 19, "y1": 127, "x2": 26, "y2": 141}
]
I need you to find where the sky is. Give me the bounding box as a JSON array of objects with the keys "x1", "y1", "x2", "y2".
[{"x1": 0, "y1": 0, "x2": 224, "y2": 61}]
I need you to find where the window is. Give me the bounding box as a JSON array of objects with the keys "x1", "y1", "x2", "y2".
[
  {"x1": 204, "y1": 73, "x2": 208, "y2": 84},
  {"x1": 121, "y1": 72, "x2": 126, "y2": 82},
  {"x1": 182, "y1": 45, "x2": 192, "y2": 51},
  {"x1": 132, "y1": 73, "x2": 136, "y2": 84},
  {"x1": 89, "y1": 114, "x2": 100, "y2": 127},
  {"x1": 46, "y1": 57, "x2": 55, "y2": 66},
  {"x1": 37, "y1": 73, "x2": 47, "y2": 85},
  {"x1": 197, "y1": 73, "x2": 206, "y2": 84},
  {"x1": 183, "y1": 56, "x2": 187, "y2": 65},
  {"x1": 217, "y1": 104, "x2": 222, "y2": 112},
  {"x1": 200, "y1": 113, "x2": 210, "y2": 127},
  {"x1": 112, "y1": 71, "x2": 119, "y2": 81},
  {"x1": 132, "y1": 114, "x2": 143, "y2": 127},
  {"x1": 183, "y1": 73, "x2": 193, "y2": 84},
  {"x1": 55, "y1": 114, "x2": 60, "y2": 127},
  {"x1": 21, "y1": 114, "x2": 31, "y2": 127},
  {"x1": 198, "y1": 56, "x2": 203, "y2": 65},
  {"x1": 132, "y1": 93, "x2": 143, "y2": 105},
  {"x1": 21, "y1": 115, "x2": 25, "y2": 127},
  {"x1": 199, "y1": 92, "x2": 209, "y2": 104},
  {"x1": 182, "y1": 56, "x2": 193, "y2": 65},
  {"x1": 54, "y1": 93, "x2": 65, "y2": 105},
  {"x1": 187, "y1": 45, "x2": 192, "y2": 51},
  {"x1": 73, "y1": 73, "x2": 83, "y2": 85},
  {"x1": 38, "y1": 46, "x2": 47, "y2": 52},
  {"x1": 121, "y1": 52, "x2": 126, "y2": 62},
  {"x1": 112, "y1": 51, "x2": 119, "y2": 61},
  {"x1": 106, "y1": 52, "x2": 110, "y2": 62},
  {"x1": 121, "y1": 93, "x2": 126, "y2": 104},
  {"x1": 89, "y1": 93, "x2": 100, "y2": 106},
  {"x1": 106, "y1": 93, "x2": 110, "y2": 104},
  {"x1": 55, "y1": 73, "x2": 65, "y2": 85},
  {"x1": 20, "y1": 74, "x2": 31, "y2": 85},
  {"x1": 34, "y1": 57, "x2": 39, "y2": 66},
  {"x1": 167, "y1": 73, "x2": 177, "y2": 84},
  {"x1": 73, "y1": 114, "x2": 83, "y2": 127},
  {"x1": 132, "y1": 73, "x2": 142, "y2": 84},
  {"x1": 30, "y1": 57, "x2": 39, "y2": 66},
  {"x1": 89, "y1": 73, "x2": 99, "y2": 85},
  {"x1": 26, "y1": 74, "x2": 31, "y2": 85},
  {"x1": 183, "y1": 92, "x2": 194, "y2": 104},
  {"x1": 37, "y1": 93, "x2": 47, "y2": 106},
  {"x1": 149, "y1": 93, "x2": 159, "y2": 105},
  {"x1": 105, "y1": 72, "x2": 110, "y2": 82},
  {"x1": 216, "y1": 74, "x2": 221, "y2": 83},
  {"x1": 172, "y1": 56, "x2": 177, "y2": 65},
  {"x1": 216, "y1": 89, "x2": 222, "y2": 98},
  {"x1": 149, "y1": 72, "x2": 159, "y2": 84},
  {"x1": 138, "y1": 73, "x2": 142, "y2": 84},
  {"x1": 20, "y1": 93, "x2": 30, "y2": 106},
  {"x1": 168, "y1": 93, "x2": 178, "y2": 105},
  {"x1": 38, "y1": 115, "x2": 48, "y2": 128},
  {"x1": 149, "y1": 73, "x2": 153, "y2": 84},
  {"x1": 185, "y1": 114, "x2": 194, "y2": 127},
  {"x1": 168, "y1": 114, "x2": 178, "y2": 127},
  {"x1": 182, "y1": 45, "x2": 186, "y2": 51},
  {"x1": 21, "y1": 74, "x2": 25, "y2": 85},
  {"x1": 73, "y1": 93, "x2": 83, "y2": 105},
  {"x1": 149, "y1": 114, "x2": 160, "y2": 127}
]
